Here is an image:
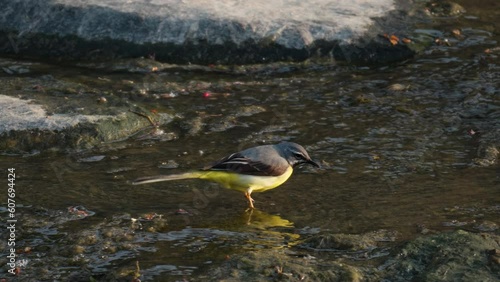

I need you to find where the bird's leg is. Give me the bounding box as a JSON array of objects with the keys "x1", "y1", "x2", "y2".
[
  {"x1": 245, "y1": 208, "x2": 254, "y2": 224},
  {"x1": 244, "y1": 191, "x2": 255, "y2": 209}
]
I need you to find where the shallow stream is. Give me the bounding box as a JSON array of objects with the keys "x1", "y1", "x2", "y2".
[{"x1": 1, "y1": 0, "x2": 499, "y2": 280}]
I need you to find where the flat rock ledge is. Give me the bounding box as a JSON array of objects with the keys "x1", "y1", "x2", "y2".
[
  {"x1": 0, "y1": 95, "x2": 169, "y2": 153},
  {"x1": 0, "y1": 0, "x2": 419, "y2": 64}
]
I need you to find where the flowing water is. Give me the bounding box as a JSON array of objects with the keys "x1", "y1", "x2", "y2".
[{"x1": 1, "y1": 0, "x2": 499, "y2": 280}]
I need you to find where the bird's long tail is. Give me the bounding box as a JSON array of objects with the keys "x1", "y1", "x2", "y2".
[{"x1": 132, "y1": 171, "x2": 205, "y2": 185}]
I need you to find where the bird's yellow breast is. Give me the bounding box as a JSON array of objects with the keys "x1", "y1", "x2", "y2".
[{"x1": 198, "y1": 166, "x2": 294, "y2": 193}]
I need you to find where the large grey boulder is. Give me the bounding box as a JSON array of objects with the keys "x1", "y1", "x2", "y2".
[{"x1": 0, "y1": 0, "x2": 415, "y2": 64}]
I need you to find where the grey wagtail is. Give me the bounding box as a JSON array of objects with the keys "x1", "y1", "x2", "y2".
[{"x1": 132, "y1": 141, "x2": 319, "y2": 209}]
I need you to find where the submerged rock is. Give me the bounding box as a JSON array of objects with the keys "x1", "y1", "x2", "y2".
[
  {"x1": 208, "y1": 230, "x2": 500, "y2": 281},
  {"x1": 302, "y1": 229, "x2": 398, "y2": 254},
  {"x1": 208, "y1": 249, "x2": 376, "y2": 282}
]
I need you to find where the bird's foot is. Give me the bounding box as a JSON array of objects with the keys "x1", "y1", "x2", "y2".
[{"x1": 244, "y1": 192, "x2": 255, "y2": 209}]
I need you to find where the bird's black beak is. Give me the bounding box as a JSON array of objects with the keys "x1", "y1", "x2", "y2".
[{"x1": 308, "y1": 159, "x2": 321, "y2": 168}]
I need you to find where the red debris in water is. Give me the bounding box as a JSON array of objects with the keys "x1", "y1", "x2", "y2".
[
  {"x1": 468, "y1": 129, "x2": 479, "y2": 136},
  {"x1": 67, "y1": 206, "x2": 92, "y2": 218},
  {"x1": 202, "y1": 92, "x2": 211, "y2": 98},
  {"x1": 142, "y1": 213, "x2": 159, "y2": 220},
  {"x1": 175, "y1": 209, "x2": 189, "y2": 215}
]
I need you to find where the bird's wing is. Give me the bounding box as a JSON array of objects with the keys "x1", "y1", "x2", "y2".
[{"x1": 202, "y1": 152, "x2": 288, "y2": 176}]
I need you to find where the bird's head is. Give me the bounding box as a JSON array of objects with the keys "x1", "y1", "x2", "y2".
[{"x1": 278, "y1": 141, "x2": 320, "y2": 168}]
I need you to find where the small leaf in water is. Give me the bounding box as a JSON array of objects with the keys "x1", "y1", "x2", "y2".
[
  {"x1": 140, "y1": 213, "x2": 162, "y2": 221},
  {"x1": 452, "y1": 29, "x2": 464, "y2": 39},
  {"x1": 67, "y1": 206, "x2": 94, "y2": 218},
  {"x1": 383, "y1": 34, "x2": 399, "y2": 45},
  {"x1": 389, "y1": 35, "x2": 399, "y2": 45}
]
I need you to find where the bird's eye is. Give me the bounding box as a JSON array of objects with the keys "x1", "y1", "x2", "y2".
[{"x1": 293, "y1": 152, "x2": 305, "y2": 159}]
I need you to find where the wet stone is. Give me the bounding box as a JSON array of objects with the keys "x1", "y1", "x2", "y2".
[
  {"x1": 301, "y1": 229, "x2": 398, "y2": 252},
  {"x1": 474, "y1": 221, "x2": 499, "y2": 232},
  {"x1": 0, "y1": 93, "x2": 174, "y2": 153},
  {"x1": 208, "y1": 249, "x2": 377, "y2": 282},
  {"x1": 383, "y1": 230, "x2": 500, "y2": 281},
  {"x1": 425, "y1": 0, "x2": 466, "y2": 17},
  {"x1": 474, "y1": 129, "x2": 500, "y2": 167},
  {"x1": 0, "y1": 0, "x2": 417, "y2": 64}
]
